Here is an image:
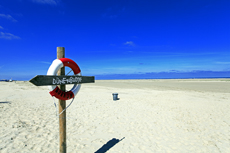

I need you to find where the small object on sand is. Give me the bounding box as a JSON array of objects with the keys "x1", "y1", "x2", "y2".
[{"x1": 112, "y1": 93, "x2": 119, "y2": 101}]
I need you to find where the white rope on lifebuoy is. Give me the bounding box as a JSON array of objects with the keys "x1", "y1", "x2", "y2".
[{"x1": 47, "y1": 58, "x2": 81, "y2": 100}]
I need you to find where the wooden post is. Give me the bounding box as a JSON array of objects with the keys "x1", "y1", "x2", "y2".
[
  {"x1": 57, "y1": 47, "x2": 66, "y2": 153},
  {"x1": 28, "y1": 47, "x2": 95, "y2": 153}
]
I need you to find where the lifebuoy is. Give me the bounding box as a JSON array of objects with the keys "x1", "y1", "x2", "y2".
[{"x1": 47, "y1": 58, "x2": 81, "y2": 100}]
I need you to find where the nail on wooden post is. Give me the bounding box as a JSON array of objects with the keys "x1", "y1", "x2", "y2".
[{"x1": 57, "y1": 47, "x2": 66, "y2": 153}]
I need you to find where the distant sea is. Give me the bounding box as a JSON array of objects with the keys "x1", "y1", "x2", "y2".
[
  {"x1": 95, "y1": 71, "x2": 230, "y2": 80},
  {"x1": 1, "y1": 71, "x2": 229, "y2": 81}
]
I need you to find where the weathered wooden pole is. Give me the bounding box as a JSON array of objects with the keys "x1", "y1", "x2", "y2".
[
  {"x1": 28, "y1": 47, "x2": 95, "y2": 153},
  {"x1": 57, "y1": 47, "x2": 66, "y2": 153}
]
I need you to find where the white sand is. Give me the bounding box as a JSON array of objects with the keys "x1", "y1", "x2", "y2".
[{"x1": 0, "y1": 79, "x2": 230, "y2": 153}]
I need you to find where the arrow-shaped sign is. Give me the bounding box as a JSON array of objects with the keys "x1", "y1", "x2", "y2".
[{"x1": 29, "y1": 75, "x2": 95, "y2": 86}]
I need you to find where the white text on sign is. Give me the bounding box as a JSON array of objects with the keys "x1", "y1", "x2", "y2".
[{"x1": 52, "y1": 77, "x2": 82, "y2": 85}]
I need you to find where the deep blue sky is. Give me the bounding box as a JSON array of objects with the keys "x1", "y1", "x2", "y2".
[{"x1": 0, "y1": 0, "x2": 230, "y2": 80}]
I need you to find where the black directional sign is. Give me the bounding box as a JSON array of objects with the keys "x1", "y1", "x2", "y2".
[{"x1": 29, "y1": 75, "x2": 95, "y2": 86}]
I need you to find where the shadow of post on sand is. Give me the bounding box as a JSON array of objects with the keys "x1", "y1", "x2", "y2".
[
  {"x1": 95, "y1": 137, "x2": 125, "y2": 153},
  {"x1": 0, "y1": 101, "x2": 11, "y2": 104}
]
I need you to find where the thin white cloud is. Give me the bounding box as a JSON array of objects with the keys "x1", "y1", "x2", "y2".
[
  {"x1": 0, "y1": 26, "x2": 3, "y2": 29},
  {"x1": 38, "y1": 61, "x2": 51, "y2": 64},
  {"x1": 32, "y1": 0, "x2": 60, "y2": 5},
  {"x1": 124, "y1": 41, "x2": 135, "y2": 46},
  {"x1": 0, "y1": 14, "x2": 17, "y2": 22},
  {"x1": 0, "y1": 32, "x2": 21, "y2": 40},
  {"x1": 215, "y1": 62, "x2": 230, "y2": 65}
]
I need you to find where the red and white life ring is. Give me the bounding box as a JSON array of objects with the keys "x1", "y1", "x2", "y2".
[{"x1": 47, "y1": 58, "x2": 81, "y2": 100}]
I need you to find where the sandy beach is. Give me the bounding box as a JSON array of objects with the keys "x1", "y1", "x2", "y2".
[{"x1": 0, "y1": 79, "x2": 230, "y2": 153}]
